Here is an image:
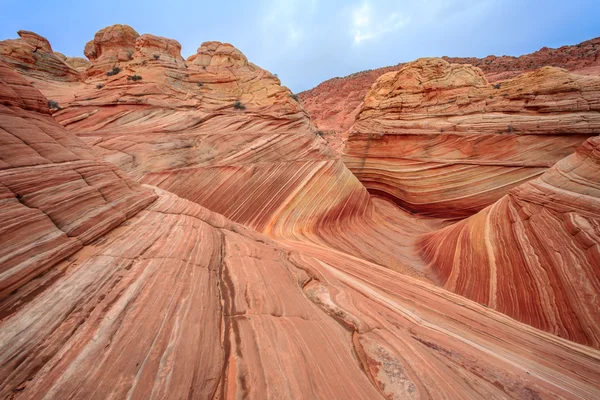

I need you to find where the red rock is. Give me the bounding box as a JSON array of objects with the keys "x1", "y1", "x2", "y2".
[
  {"x1": 299, "y1": 36, "x2": 600, "y2": 141},
  {"x1": 344, "y1": 58, "x2": 600, "y2": 217},
  {"x1": 0, "y1": 31, "x2": 80, "y2": 81},
  {"x1": 418, "y1": 136, "x2": 600, "y2": 348},
  {"x1": 55, "y1": 52, "x2": 89, "y2": 71},
  {"x1": 134, "y1": 33, "x2": 186, "y2": 68},
  {"x1": 1, "y1": 60, "x2": 600, "y2": 398},
  {"x1": 1, "y1": 26, "x2": 600, "y2": 399},
  {"x1": 0, "y1": 60, "x2": 156, "y2": 304},
  {"x1": 84, "y1": 24, "x2": 140, "y2": 76},
  {"x1": 189, "y1": 41, "x2": 249, "y2": 66}
]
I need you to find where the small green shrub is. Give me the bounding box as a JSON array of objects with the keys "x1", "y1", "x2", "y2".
[
  {"x1": 197, "y1": 82, "x2": 204, "y2": 87},
  {"x1": 106, "y1": 66, "x2": 121, "y2": 76},
  {"x1": 493, "y1": 83, "x2": 501, "y2": 89},
  {"x1": 96, "y1": 83, "x2": 104, "y2": 89},
  {"x1": 48, "y1": 100, "x2": 61, "y2": 110},
  {"x1": 316, "y1": 130, "x2": 324, "y2": 137},
  {"x1": 233, "y1": 100, "x2": 246, "y2": 110},
  {"x1": 153, "y1": 54, "x2": 160, "y2": 60},
  {"x1": 127, "y1": 75, "x2": 143, "y2": 81},
  {"x1": 290, "y1": 94, "x2": 299, "y2": 102}
]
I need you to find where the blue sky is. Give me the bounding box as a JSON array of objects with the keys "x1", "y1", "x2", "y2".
[{"x1": 1, "y1": 0, "x2": 599, "y2": 92}]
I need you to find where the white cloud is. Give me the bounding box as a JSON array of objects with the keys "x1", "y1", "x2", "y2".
[{"x1": 351, "y1": 1, "x2": 409, "y2": 44}]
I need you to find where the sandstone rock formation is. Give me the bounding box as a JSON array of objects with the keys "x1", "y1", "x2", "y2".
[
  {"x1": 419, "y1": 135, "x2": 600, "y2": 347},
  {"x1": 0, "y1": 30, "x2": 80, "y2": 81},
  {"x1": 299, "y1": 36, "x2": 600, "y2": 138},
  {"x1": 188, "y1": 40, "x2": 249, "y2": 66},
  {"x1": 344, "y1": 58, "x2": 600, "y2": 217},
  {"x1": 84, "y1": 24, "x2": 140, "y2": 76},
  {"x1": 30, "y1": 28, "x2": 429, "y2": 277},
  {"x1": 1, "y1": 26, "x2": 600, "y2": 399},
  {"x1": 135, "y1": 34, "x2": 186, "y2": 68}
]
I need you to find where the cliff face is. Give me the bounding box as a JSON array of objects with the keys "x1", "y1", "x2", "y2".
[
  {"x1": 1, "y1": 26, "x2": 600, "y2": 399},
  {"x1": 344, "y1": 58, "x2": 600, "y2": 218},
  {"x1": 299, "y1": 36, "x2": 600, "y2": 138}
]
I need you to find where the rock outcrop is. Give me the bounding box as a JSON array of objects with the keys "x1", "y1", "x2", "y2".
[
  {"x1": 134, "y1": 34, "x2": 186, "y2": 68},
  {"x1": 0, "y1": 30, "x2": 80, "y2": 81},
  {"x1": 344, "y1": 58, "x2": 600, "y2": 217},
  {"x1": 16, "y1": 25, "x2": 600, "y2": 345},
  {"x1": 188, "y1": 40, "x2": 249, "y2": 66},
  {"x1": 3, "y1": 58, "x2": 600, "y2": 399},
  {"x1": 84, "y1": 24, "x2": 140, "y2": 76},
  {"x1": 299, "y1": 36, "x2": 600, "y2": 138}
]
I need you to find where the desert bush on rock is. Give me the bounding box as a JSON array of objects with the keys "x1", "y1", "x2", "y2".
[
  {"x1": 234, "y1": 100, "x2": 246, "y2": 110},
  {"x1": 48, "y1": 100, "x2": 61, "y2": 110},
  {"x1": 106, "y1": 66, "x2": 121, "y2": 76},
  {"x1": 127, "y1": 75, "x2": 143, "y2": 81}
]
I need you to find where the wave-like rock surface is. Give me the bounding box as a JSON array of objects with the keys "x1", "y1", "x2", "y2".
[
  {"x1": 344, "y1": 58, "x2": 600, "y2": 217},
  {"x1": 11, "y1": 26, "x2": 600, "y2": 350},
  {"x1": 3, "y1": 58, "x2": 600, "y2": 399},
  {"x1": 418, "y1": 135, "x2": 600, "y2": 348},
  {"x1": 299, "y1": 37, "x2": 600, "y2": 137},
  {"x1": 17, "y1": 27, "x2": 447, "y2": 279},
  {"x1": 0, "y1": 61, "x2": 155, "y2": 304}
]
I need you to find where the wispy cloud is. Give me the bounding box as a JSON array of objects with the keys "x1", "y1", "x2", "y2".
[{"x1": 351, "y1": 1, "x2": 409, "y2": 44}]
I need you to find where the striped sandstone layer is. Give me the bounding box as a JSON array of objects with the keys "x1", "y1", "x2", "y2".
[
  {"x1": 0, "y1": 30, "x2": 80, "y2": 82},
  {"x1": 344, "y1": 58, "x2": 600, "y2": 217},
  {"x1": 418, "y1": 135, "x2": 600, "y2": 348},
  {"x1": 2, "y1": 28, "x2": 449, "y2": 278}
]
